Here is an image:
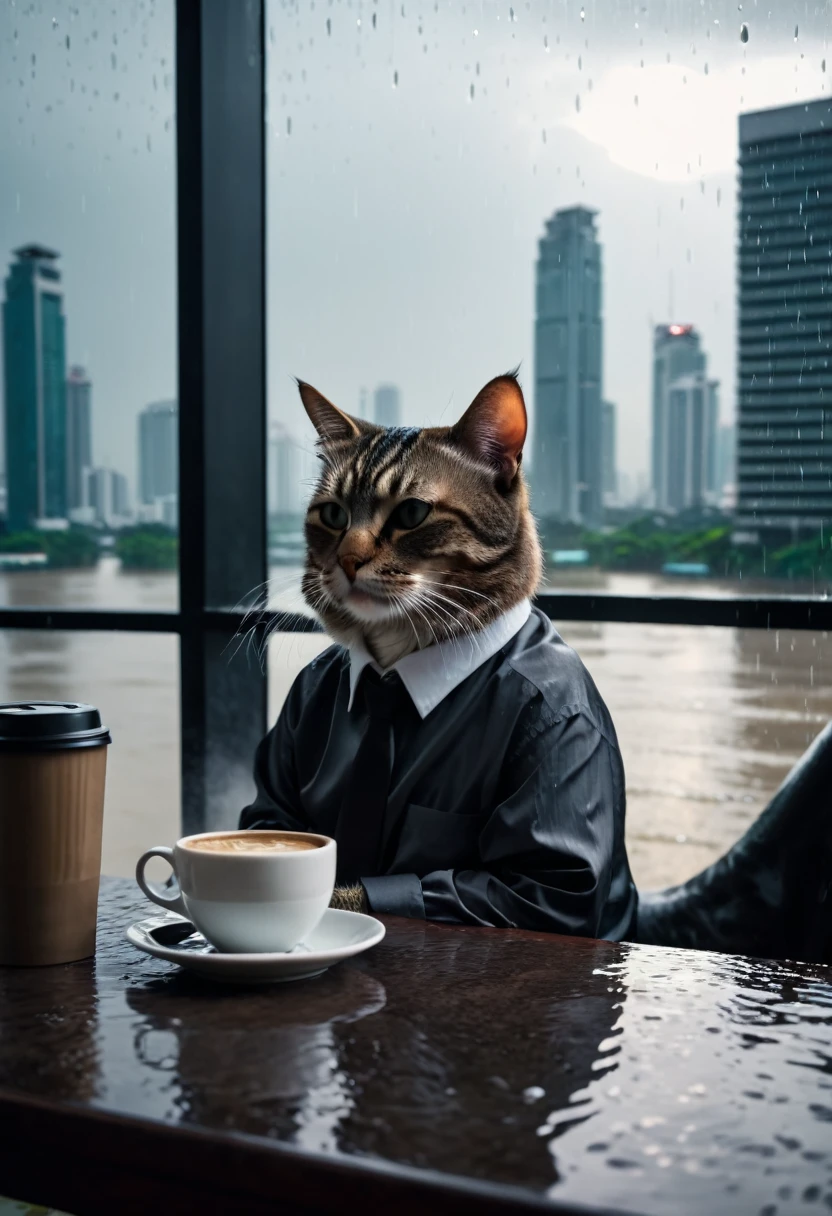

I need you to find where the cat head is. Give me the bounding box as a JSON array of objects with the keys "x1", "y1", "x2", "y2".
[{"x1": 298, "y1": 372, "x2": 542, "y2": 663}]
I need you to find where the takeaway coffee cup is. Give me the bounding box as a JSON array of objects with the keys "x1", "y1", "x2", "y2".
[
  {"x1": 0, "y1": 702, "x2": 111, "y2": 966},
  {"x1": 136, "y1": 830, "x2": 337, "y2": 954}
]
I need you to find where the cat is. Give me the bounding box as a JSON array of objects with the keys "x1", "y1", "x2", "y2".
[{"x1": 298, "y1": 370, "x2": 542, "y2": 671}]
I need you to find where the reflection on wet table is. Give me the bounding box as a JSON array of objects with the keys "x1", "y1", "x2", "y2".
[{"x1": 0, "y1": 878, "x2": 829, "y2": 1215}]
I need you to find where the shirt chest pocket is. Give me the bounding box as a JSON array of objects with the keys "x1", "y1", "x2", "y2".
[{"x1": 393, "y1": 803, "x2": 484, "y2": 873}]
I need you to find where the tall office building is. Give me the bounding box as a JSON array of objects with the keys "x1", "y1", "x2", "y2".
[
  {"x1": 532, "y1": 206, "x2": 603, "y2": 526},
  {"x1": 66, "y1": 365, "x2": 92, "y2": 511},
  {"x1": 651, "y1": 325, "x2": 719, "y2": 511},
  {"x1": 83, "y1": 467, "x2": 130, "y2": 528},
  {"x1": 373, "y1": 384, "x2": 402, "y2": 428},
  {"x1": 718, "y1": 424, "x2": 736, "y2": 494},
  {"x1": 268, "y1": 424, "x2": 320, "y2": 516},
  {"x1": 736, "y1": 98, "x2": 832, "y2": 535},
  {"x1": 601, "y1": 400, "x2": 617, "y2": 500},
  {"x1": 138, "y1": 400, "x2": 177, "y2": 506},
  {"x1": 2, "y1": 245, "x2": 68, "y2": 530}
]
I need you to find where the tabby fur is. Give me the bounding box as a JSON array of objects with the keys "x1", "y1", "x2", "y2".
[{"x1": 298, "y1": 372, "x2": 542, "y2": 668}]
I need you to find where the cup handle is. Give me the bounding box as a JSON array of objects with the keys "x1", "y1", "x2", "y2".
[{"x1": 136, "y1": 846, "x2": 188, "y2": 917}]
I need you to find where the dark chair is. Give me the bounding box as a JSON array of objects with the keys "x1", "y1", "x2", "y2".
[{"x1": 634, "y1": 719, "x2": 832, "y2": 964}]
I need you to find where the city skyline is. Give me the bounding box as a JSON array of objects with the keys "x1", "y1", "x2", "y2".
[{"x1": 2, "y1": 3, "x2": 828, "y2": 496}]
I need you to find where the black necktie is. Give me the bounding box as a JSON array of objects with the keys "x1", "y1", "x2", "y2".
[{"x1": 335, "y1": 668, "x2": 406, "y2": 885}]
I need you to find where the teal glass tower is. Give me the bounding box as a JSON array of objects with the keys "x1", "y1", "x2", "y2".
[
  {"x1": 2, "y1": 245, "x2": 68, "y2": 531},
  {"x1": 532, "y1": 207, "x2": 603, "y2": 528}
]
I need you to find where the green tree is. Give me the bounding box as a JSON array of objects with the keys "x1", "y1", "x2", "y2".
[{"x1": 115, "y1": 526, "x2": 178, "y2": 571}]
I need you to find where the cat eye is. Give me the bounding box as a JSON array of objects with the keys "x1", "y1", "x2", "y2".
[
  {"x1": 319, "y1": 502, "x2": 349, "y2": 531},
  {"x1": 390, "y1": 498, "x2": 432, "y2": 530}
]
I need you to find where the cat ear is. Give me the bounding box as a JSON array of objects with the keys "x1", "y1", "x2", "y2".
[
  {"x1": 296, "y1": 380, "x2": 369, "y2": 443},
  {"x1": 449, "y1": 371, "x2": 527, "y2": 489}
]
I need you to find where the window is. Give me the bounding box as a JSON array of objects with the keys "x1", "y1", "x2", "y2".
[
  {"x1": 1, "y1": 2, "x2": 179, "y2": 602},
  {"x1": 0, "y1": 1, "x2": 827, "y2": 863},
  {"x1": 0, "y1": 628, "x2": 180, "y2": 875},
  {"x1": 265, "y1": 0, "x2": 831, "y2": 604}
]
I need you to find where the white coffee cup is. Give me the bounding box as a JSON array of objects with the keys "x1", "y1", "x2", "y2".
[{"x1": 135, "y1": 830, "x2": 336, "y2": 954}]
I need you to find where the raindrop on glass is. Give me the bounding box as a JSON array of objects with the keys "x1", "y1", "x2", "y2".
[
  {"x1": 634, "y1": 94, "x2": 638, "y2": 106},
  {"x1": 544, "y1": 34, "x2": 549, "y2": 50},
  {"x1": 580, "y1": 6, "x2": 585, "y2": 20},
  {"x1": 575, "y1": 94, "x2": 581, "y2": 112},
  {"x1": 286, "y1": 117, "x2": 292, "y2": 135},
  {"x1": 393, "y1": 70, "x2": 399, "y2": 87},
  {"x1": 326, "y1": 17, "x2": 331, "y2": 35},
  {"x1": 740, "y1": 23, "x2": 749, "y2": 43},
  {"x1": 372, "y1": 12, "x2": 377, "y2": 28},
  {"x1": 469, "y1": 82, "x2": 475, "y2": 100},
  {"x1": 794, "y1": 24, "x2": 798, "y2": 41},
  {"x1": 52, "y1": 16, "x2": 58, "y2": 28}
]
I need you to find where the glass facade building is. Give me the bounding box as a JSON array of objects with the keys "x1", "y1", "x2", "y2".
[
  {"x1": 372, "y1": 385, "x2": 402, "y2": 428},
  {"x1": 2, "y1": 245, "x2": 68, "y2": 530},
  {"x1": 66, "y1": 365, "x2": 92, "y2": 512},
  {"x1": 736, "y1": 98, "x2": 832, "y2": 536},
  {"x1": 138, "y1": 399, "x2": 178, "y2": 507},
  {"x1": 651, "y1": 325, "x2": 719, "y2": 512},
  {"x1": 532, "y1": 207, "x2": 603, "y2": 528}
]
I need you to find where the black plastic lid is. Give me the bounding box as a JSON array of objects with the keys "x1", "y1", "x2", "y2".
[{"x1": 0, "y1": 702, "x2": 111, "y2": 752}]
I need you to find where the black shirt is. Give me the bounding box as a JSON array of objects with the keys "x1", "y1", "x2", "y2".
[{"x1": 240, "y1": 606, "x2": 637, "y2": 940}]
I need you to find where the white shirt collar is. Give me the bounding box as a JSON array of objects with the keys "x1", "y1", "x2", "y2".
[{"x1": 347, "y1": 599, "x2": 532, "y2": 720}]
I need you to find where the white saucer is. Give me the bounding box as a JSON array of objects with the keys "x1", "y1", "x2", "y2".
[{"x1": 125, "y1": 907, "x2": 386, "y2": 983}]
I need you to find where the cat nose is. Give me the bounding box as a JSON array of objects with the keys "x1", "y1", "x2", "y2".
[{"x1": 340, "y1": 554, "x2": 367, "y2": 583}]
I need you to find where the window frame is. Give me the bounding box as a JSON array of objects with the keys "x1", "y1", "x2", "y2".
[{"x1": 0, "y1": 0, "x2": 828, "y2": 835}]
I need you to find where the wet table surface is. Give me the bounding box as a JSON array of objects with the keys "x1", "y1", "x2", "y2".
[{"x1": 1, "y1": 878, "x2": 831, "y2": 1216}]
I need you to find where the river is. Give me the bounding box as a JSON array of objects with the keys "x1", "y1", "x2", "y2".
[{"x1": 0, "y1": 558, "x2": 829, "y2": 892}]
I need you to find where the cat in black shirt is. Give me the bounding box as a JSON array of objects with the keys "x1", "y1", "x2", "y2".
[{"x1": 241, "y1": 372, "x2": 638, "y2": 938}]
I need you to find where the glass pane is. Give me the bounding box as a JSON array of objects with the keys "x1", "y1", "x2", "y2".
[
  {"x1": 266, "y1": 0, "x2": 830, "y2": 603},
  {"x1": 0, "y1": 629, "x2": 180, "y2": 876},
  {"x1": 559, "y1": 620, "x2": 831, "y2": 890},
  {"x1": 1, "y1": 4, "x2": 178, "y2": 605}
]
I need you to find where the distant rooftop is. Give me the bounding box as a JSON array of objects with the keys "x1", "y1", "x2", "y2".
[
  {"x1": 142, "y1": 399, "x2": 178, "y2": 414},
  {"x1": 14, "y1": 244, "x2": 60, "y2": 261},
  {"x1": 740, "y1": 96, "x2": 832, "y2": 144},
  {"x1": 656, "y1": 323, "x2": 697, "y2": 340},
  {"x1": 542, "y1": 206, "x2": 599, "y2": 242}
]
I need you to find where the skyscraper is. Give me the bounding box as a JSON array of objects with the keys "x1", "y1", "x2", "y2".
[
  {"x1": 532, "y1": 206, "x2": 603, "y2": 526},
  {"x1": 66, "y1": 365, "x2": 92, "y2": 510},
  {"x1": 138, "y1": 400, "x2": 177, "y2": 506},
  {"x1": 651, "y1": 325, "x2": 719, "y2": 512},
  {"x1": 601, "y1": 400, "x2": 617, "y2": 500},
  {"x1": 736, "y1": 98, "x2": 832, "y2": 536},
  {"x1": 2, "y1": 245, "x2": 68, "y2": 530},
  {"x1": 83, "y1": 467, "x2": 130, "y2": 528},
  {"x1": 373, "y1": 384, "x2": 401, "y2": 428},
  {"x1": 268, "y1": 424, "x2": 320, "y2": 516}
]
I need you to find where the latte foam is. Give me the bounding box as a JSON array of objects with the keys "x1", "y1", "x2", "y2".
[{"x1": 185, "y1": 833, "x2": 321, "y2": 854}]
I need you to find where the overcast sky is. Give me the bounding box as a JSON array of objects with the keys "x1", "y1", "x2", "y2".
[{"x1": 1, "y1": 0, "x2": 828, "y2": 498}]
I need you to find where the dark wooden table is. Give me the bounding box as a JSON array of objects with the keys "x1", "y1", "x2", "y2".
[{"x1": 0, "y1": 878, "x2": 831, "y2": 1216}]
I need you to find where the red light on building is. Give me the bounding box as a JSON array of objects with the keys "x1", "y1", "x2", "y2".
[{"x1": 668, "y1": 323, "x2": 693, "y2": 336}]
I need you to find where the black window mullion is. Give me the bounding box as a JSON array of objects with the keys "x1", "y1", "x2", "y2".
[{"x1": 176, "y1": 0, "x2": 268, "y2": 836}]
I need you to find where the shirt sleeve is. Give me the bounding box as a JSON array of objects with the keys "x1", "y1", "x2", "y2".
[
  {"x1": 362, "y1": 707, "x2": 619, "y2": 938},
  {"x1": 238, "y1": 688, "x2": 309, "y2": 834}
]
